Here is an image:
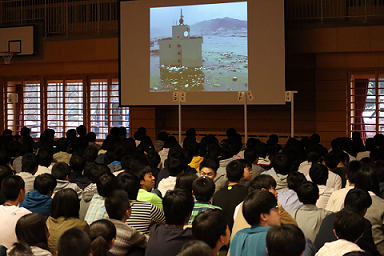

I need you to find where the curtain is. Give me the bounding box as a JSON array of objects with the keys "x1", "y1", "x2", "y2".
[{"x1": 354, "y1": 79, "x2": 369, "y2": 139}]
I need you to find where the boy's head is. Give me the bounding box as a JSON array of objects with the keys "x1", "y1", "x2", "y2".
[
  {"x1": 192, "y1": 176, "x2": 215, "y2": 202},
  {"x1": 248, "y1": 175, "x2": 277, "y2": 198},
  {"x1": 70, "y1": 155, "x2": 86, "y2": 173},
  {"x1": 56, "y1": 138, "x2": 69, "y2": 152},
  {"x1": 96, "y1": 172, "x2": 116, "y2": 197},
  {"x1": 114, "y1": 171, "x2": 140, "y2": 200},
  {"x1": 297, "y1": 181, "x2": 319, "y2": 204},
  {"x1": 199, "y1": 158, "x2": 218, "y2": 180},
  {"x1": 21, "y1": 153, "x2": 38, "y2": 174},
  {"x1": 192, "y1": 209, "x2": 230, "y2": 249},
  {"x1": 238, "y1": 159, "x2": 252, "y2": 181},
  {"x1": 333, "y1": 208, "x2": 365, "y2": 243},
  {"x1": 244, "y1": 148, "x2": 258, "y2": 164},
  {"x1": 243, "y1": 190, "x2": 280, "y2": 227},
  {"x1": 344, "y1": 188, "x2": 372, "y2": 215},
  {"x1": 52, "y1": 162, "x2": 72, "y2": 180},
  {"x1": 57, "y1": 228, "x2": 91, "y2": 256},
  {"x1": 83, "y1": 146, "x2": 98, "y2": 163},
  {"x1": 271, "y1": 153, "x2": 291, "y2": 175},
  {"x1": 287, "y1": 172, "x2": 306, "y2": 192},
  {"x1": 309, "y1": 163, "x2": 328, "y2": 185},
  {"x1": 323, "y1": 153, "x2": 339, "y2": 170},
  {"x1": 167, "y1": 157, "x2": 185, "y2": 176},
  {"x1": 136, "y1": 166, "x2": 155, "y2": 191},
  {"x1": 105, "y1": 189, "x2": 131, "y2": 221},
  {"x1": 226, "y1": 160, "x2": 244, "y2": 182},
  {"x1": 163, "y1": 188, "x2": 194, "y2": 226},
  {"x1": 34, "y1": 174, "x2": 57, "y2": 196},
  {"x1": 1, "y1": 175, "x2": 25, "y2": 202},
  {"x1": 266, "y1": 224, "x2": 306, "y2": 256},
  {"x1": 37, "y1": 149, "x2": 53, "y2": 168}
]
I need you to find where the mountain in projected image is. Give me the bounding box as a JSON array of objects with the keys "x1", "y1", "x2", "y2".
[{"x1": 190, "y1": 17, "x2": 247, "y2": 36}]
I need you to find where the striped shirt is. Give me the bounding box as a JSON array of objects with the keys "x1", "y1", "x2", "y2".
[
  {"x1": 126, "y1": 200, "x2": 165, "y2": 235},
  {"x1": 187, "y1": 201, "x2": 222, "y2": 225}
]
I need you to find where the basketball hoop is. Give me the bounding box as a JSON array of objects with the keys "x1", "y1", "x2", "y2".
[{"x1": 0, "y1": 52, "x2": 16, "y2": 64}]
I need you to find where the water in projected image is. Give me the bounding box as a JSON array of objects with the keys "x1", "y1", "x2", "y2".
[{"x1": 150, "y1": 2, "x2": 247, "y2": 92}]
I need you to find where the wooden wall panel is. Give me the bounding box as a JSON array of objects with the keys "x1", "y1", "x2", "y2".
[{"x1": 129, "y1": 107, "x2": 156, "y2": 140}]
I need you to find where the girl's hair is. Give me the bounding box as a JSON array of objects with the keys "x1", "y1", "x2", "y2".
[
  {"x1": 15, "y1": 213, "x2": 49, "y2": 251},
  {"x1": 88, "y1": 219, "x2": 116, "y2": 256},
  {"x1": 7, "y1": 242, "x2": 33, "y2": 256},
  {"x1": 177, "y1": 240, "x2": 212, "y2": 256},
  {"x1": 175, "y1": 172, "x2": 198, "y2": 193},
  {"x1": 50, "y1": 188, "x2": 80, "y2": 219}
]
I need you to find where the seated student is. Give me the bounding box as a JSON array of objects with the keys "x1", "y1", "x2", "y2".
[
  {"x1": 175, "y1": 172, "x2": 198, "y2": 194},
  {"x1": 230, "y1": 190, "x2": 280, "y2": 256},
  {"x1": 277, "y1": 171, "x2": 306, "y2": 212},
  {"x1": 85, "y1": 172, "x2": 115, "y2": 224},
  {"x1": 213, "y1": 159, "x2": 248, "y2": 231},
  {"x1": 35, "y1": 148, "x2": 54, "y2": 176},
  {"x1": 271, "y1": 153, "x2": 292, "y2": 192},
  {"x1": 304, "y1": 157, "x2": 342, "y2": 191},
  {"x1": 289, "y1": 181, "x2": 332, "y2": 242},
  {"x1": 231, "y1": 175, "x2": 297, "y2": 242},
  {"x1": 199, "y1": 158, "x2": 218, "y2": 180},
  {"x1": 187, "y1": 177, "x2": 222, "y2": 225},
  {"x1": 0, "y1": 175, "x2": 31, "y2": 249},
  {"x1": 17, "y1": 153, "x2": 38, "y2": 193},
  {"x1": 315, "y1": 189, "x2": 380, "y2": 256},
  {"x1": 114, "y1": 172, "x2": 165, "y2": 235},
  {"x1": 105, "y1": 190, "x2": 147, "y2": 256},
  {"x1": 266, "y1": 224, "x2": 306, "y2": 256},
  {"x1": 57, "y1": 228, "x2": 92, "y2": 256},
  {"x1": 47, "y1": 188, "x2": 89, "y2": 254},
  {"x1": 192, "y1": 209, "x2": 230, "y2": 256},
  {"x1": 214, "y1": 139, "x2": 238, "y2": 192},
  {"x1": 69, "y1": 155, "x2": 90, "y2": 190},
  {"x1": 158, "y1": 157, "x2": 185, "y2": 197},
  {"x1": 309, "y1": 163, "x2": 334, "y2": 209},
  {"x1": 53, "y1": 138, "x2": 72, "y2": 165},
  {"x1": 19, "y1": 173, "x2": 57, "y2": 217},
  {"x1": 135, "y1": 165, "x2": 163, "y2": 209},
  {"x1": 88, "y1": 219, "x2": 117, "y2": 256},
  {"x1": 244, "y1": 147, "x2": 265, "y2": 179},
  {"x1": 13, "y1": 144, "x2": 32, "y2": 174},
  {"x1": 51, "y1": 162, "x2": 83, "y2": 199},
  {"x1": 323, "y1": 151, "x2": 347, "y2": 188},
  {"x1": 7, "y1": 213, "x2": 52, "y2": 256},
  {"x1": 0, "y1": 165, "x2": 13, "y2": 204},
  {"x1": 145, "y1": 188, "x2": 194, "y2": 256},
  {"x1": 177, "y1": 240, "x2": 212, "y2": 256},
  {"x1": 237, "y1": 159, "x2": 252, "y2": 186},
  {"x1": 316, "y1": 209, "x2": 365, "y2": 256}
]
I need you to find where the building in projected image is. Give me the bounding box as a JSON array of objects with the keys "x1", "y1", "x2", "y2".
[{"x1": 158, "y1": 10, "x2": 203, "y2": 67}]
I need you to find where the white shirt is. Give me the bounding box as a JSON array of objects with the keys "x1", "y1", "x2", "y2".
[
  {"x1": 298, "y1": 161, "x2": 311, "y2": 176},
  {"x1": 157, "y1": 176, "x2": 177, "y2": 197},
  {"x1": 325, "y1": 185, "x2": 354, "y2": 212},
  {"x1": 35, "y1": 165, "x2": 53, "y2": 176},
  {"x1": 316, "y1": 185, "x2": 334, "y2": 209},
  {"x1": 0, "y1": 205, "x2": 31, "y2": 249},
  {"x1": 305, "y1": 171, "x2": 342, "y2": 191},
  {"x1": 316, "y1": 239, "x2": 363, "y2": 256}
]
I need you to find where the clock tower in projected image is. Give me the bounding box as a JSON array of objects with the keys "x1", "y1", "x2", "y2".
[{"x1": 158, "y1": 9, "x2": 203, "y2": 67}]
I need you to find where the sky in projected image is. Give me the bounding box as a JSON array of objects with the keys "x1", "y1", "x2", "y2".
[{"x1": 150, "y1": 2, "x2": 248, "y2": 92}]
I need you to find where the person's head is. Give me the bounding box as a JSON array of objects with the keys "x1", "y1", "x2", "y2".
[
  {"x1": 20, "y1": 126, "x2": 31, "y2": 137},
  {"x1": 57, "y1": 228, "x2": 91, "y2": 256},
  {"x1": 266, "y1": 224, "x2": 306, "y2": 256},
  {"x1": 76, "y1": 125, "x2": 87, "y2": 137},
  {"x1": 309, "y1": 163, "x2": 328, "y2": 185},
  {"x1": 167, "y1": 157, "x2": 185, "y2": 176},
  {"x1": 56, "y1": 138, "x2": 69, "y2": 152},
  {"x1": 69, "y1": 155, "x2": 85, "y2": 173},
  {"x1": 199, "y1": 158, "x2": 218, "y2": 180},
  {"x1": 344, "y1": 188, "x2": 372, "y2": 215},
  {"x1": 50, "y1": 188, "x2": 80, "y2": 219},
  {"x1": 66, "y1": 129, "x2": 77, "y2": 140},
  {"x1": 243, "y1": 190, "x2": 280, "y2": 226},
  {"x1": 1, "y1": 175, "x2": 25, "y2": 202},
  {"x1": 177, "y1": 240, "x2": 212, "y2": 256},
  {"x1": 323, "y1": 153, "x2": 339, "y2": 170},
  {"x1": 34, "y1": 174, "x2": 57, "y2": 196},
  {"x1": 333, "y1": 208, "x2": 365, "y2": 243},
  {"x1": 7, "y1": 242, "x2": 33, "y2": 256},
  {"x1": 244, "y1": 148, "x2": 259, "y2": 164},
  {"x1": 96, "y1": 172, "x2": 116, "y2": 197},
  {"x1": 89, "y1": 219, "x2": 116, "y2": 256},
  {"x1": 220, "y1": 139, "x2": 237, "y2": 159},
  {"x1": 237, "y1": 159, "x2": 252, "y2": 181},
  {"x1": 51, "y1": 162, "x2": 72, "y2": 180},
  {"x1": 192, "y1": 209, "x2": 230, "y2": 250},
  {"x1": 287, "y1": 171, "x2": 306, "y2": 192},
  {"x1": 354, "y1": 163, "x2": 379, "y2": 195},
  {"x1": 175, "y1": 172, "x2": 197, "y2": 193},
  {"x1": 192, "y1": 176, "x2": 215, "y2": 202},
  {"x1": 84, "y1": 146, "x2": 99, "y2": 163},
  {"x1": 163, "y1": 188, "x2": 194, "y2": 226},
  {"x1": 36, "y1": 149, "x2": 53, "y2": 168},
  {"x1": 271, "y1": 153, "x2": 291, "y2": 175},
  {"x1": 226, "y1": 160, "x2": 244, "y2": 182},
  {"x1": 21, "y1": 153, "x2": 38, "y2": 174},
  {"x1": 105, "y1": 189, "x2": 131, "y2": 221},
  {"x1": 248, "y1": 175, "x2": 277, "y2": 198},
  {"x1": 84, "y1": 163, "x2": 109, "y2": 183},
  {"x1": 0, "y1": 165, "x2": 13, "y2": 188},
  {"x1": 16, "y1": 213, "x2": 49, "y2": 250},
  {"x1": 136, "y1": 166, "x2": 155, "y2": 192},
  {"x1": 297, "y1": 181, "x2": 319, "y2": 205},
  {"x1": 346, "y1": 160, "x2": 361, "y2": 184},
  {"x1": 114, "y1": 171, "x2": 140, "y2": 200}
]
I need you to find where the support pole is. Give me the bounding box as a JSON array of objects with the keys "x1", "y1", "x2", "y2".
[
  {"x1": 13, "y1": 102, "x2": 16, "y2": 135},
  {"x1": 285, "y1": 91, "x2": 298, "y2": 138},
  {"x1": 244, "y1": 93, "x2": 248, "y2": 143},
  {"x1": 178, "y1": 99, "x2": 182, "y2": 145}
]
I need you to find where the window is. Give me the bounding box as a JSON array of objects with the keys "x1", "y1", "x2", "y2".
[{"x1": 350, "y1": 73, "x2": 384, "y2": 139}]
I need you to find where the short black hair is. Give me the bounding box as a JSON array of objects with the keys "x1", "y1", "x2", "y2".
[
  {"x1": 226, "y1": 160, "x2": 244, "y2": 182},
  {"x1": 57, "y1": 228, "x2": 91, "y2": 256},
  {"x1": 167, "y1": 157, "x2": 185, "y2": 176},
  {"x1": 21, "y1": 153, "x2": 38, "y2": 173},
  {"x1": 344, "y1": 188, "x2": 372, "y2": 213},
  {"x1": 105, "y1": 189, "x2": 130, "y2": 220},
  {"x1": 309, "y1": 163, "x2": 328, "y2": 185},
  {"x1": 178, "y1": 240, "x2": 212, "y2": 256},
  {"x1": 86, "y1": 132, "x2": 97, "y2": 142},
  {"x1": 51, "y1": 162, "x2": 72, "y2": 180},
  {"x1": 192, "y1": 209, "x2": 228, "y2": 248},
  {"x1": 84, "y1": 162, "x2": 109, "y2": 183},
  {"x1": 96, "y1": 172, "x2": 115, "y2": 197},
  {"x1": 266, "y1": 224, "x2": 306, "y2": 256},
  {"x1": 83, "y1": 146, "x2": 98, "y2": 163},
  {"x1": 243, "y1": 190, "x2": 277, "y2": 226},
  {"x1": 56, "y1": 138, "x2": 69, "y2": 152},
  {"x1": 354, "y1": 164, "x2": 379, "y2": 195},
  {"x1": 175, "y1": 172, "x2": 197, "y2": 193},
  {"x1": 346, "y1": 161, "x2": 362, "y2": 184},
  {"x1": 70, "y1": 155, "x2": 86, "y2": 173},
  {"x1": 76, "y1": 125, "x2": 87, "y2": 136},
  {"x1": 287, "y1": 172, "x2": 306, "y2": 192},
  {"x1": 163, "y1": 188, "x2": 194, "y2": 226},
  {"x1": 271, "y1": 153, "x2": 291, "y2": 175},
  {"x1": 297, "y1": 181, "x2": 319, "y2": 204},
  {"x1": 20, "y1": 126, "x2": 31, "y2": 137},
  {"x1": 37, "y1": 148, "x2": 53, "y2": 168},
  {"x1": 323, "y1": 153, "x2": 339, "y2": 169},
  {"x1": 0, "y1": 165, "x2": 13, "y2": 188},
  {"x1": 244, "y1": 148, "x2": 258, "y2": 164},
  {"x1": 114, "y1": 171, "x2": 140, "y2": 200},
  {"x1": 192, "y1": 176, "x2": 215, "y2": 202},
  {"x1": 199, "y1": 158, "x2": 218, "y2": 173},
  {"x1": 248, "y1": 175, "x2": 277, "y2": 194},
  {"x1": 51, "y1": 188, "x2": 80, "y2": 219},
  {"x1": 2, "y1": 175, "x2": 25, "y2": 201},
  {"x1": 333, "y1": 208, "x2": 365, "y2": 242},
  {"x1": 34, "y1": 174, "x2": 57, "y2": 195}
]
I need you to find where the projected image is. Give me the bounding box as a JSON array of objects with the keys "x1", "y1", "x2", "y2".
[{"x1": 150, "y1": 2, "x2": 247, "y2": 92}]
